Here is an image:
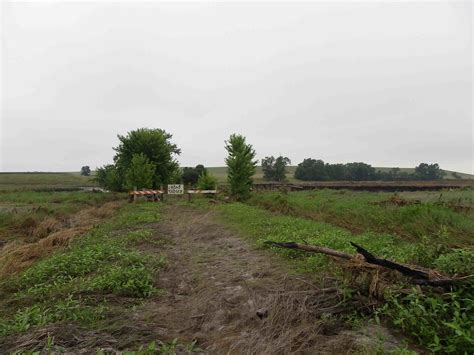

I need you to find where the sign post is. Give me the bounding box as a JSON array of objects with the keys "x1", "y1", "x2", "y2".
[{"x1": 167, "y1": 184, "x2": 184, "y2": 195}]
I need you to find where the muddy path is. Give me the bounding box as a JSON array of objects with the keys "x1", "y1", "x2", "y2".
[{"x1": 127, "y1": 204, "x2": 403, "y2": 354}]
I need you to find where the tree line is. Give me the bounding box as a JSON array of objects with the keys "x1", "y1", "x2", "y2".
[
  {"x1": 93, "y1": 127, "x2": 446, "y2": 200},
  {"x1": 293, "y1": 159, "x2": 445, "y2": 181}
]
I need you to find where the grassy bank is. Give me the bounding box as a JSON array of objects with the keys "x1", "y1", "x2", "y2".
[
  {"x1": 248, "y1": 189, "x2": 474, "y2": 248},
  {"x1": 0, "y1": 202, "x2": 163, "y2": 345}
]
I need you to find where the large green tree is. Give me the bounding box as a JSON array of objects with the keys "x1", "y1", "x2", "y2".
[
  {"x1": 96, "y1": 128, "x2": 180, "y2": 191},
  {"x1": 225, "y1": 134, "x2": 257, "y2": 200},
  {"x1": 113, "y1": 128, "x2": 181, "y2": 189}
]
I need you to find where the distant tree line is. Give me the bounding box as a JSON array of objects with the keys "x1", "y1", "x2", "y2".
[{"x1": 294, "y1": 159, "x2": 445, "y2": 181}]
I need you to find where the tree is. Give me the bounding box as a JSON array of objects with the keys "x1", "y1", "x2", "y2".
[
  {"x1": 414, "y1": 163, "x2": 444, "y2": 180},
  {"x1": 114, "y1": 128, "x2": 181, "y2": 188},
  {"x1": 261, "y1": 156, "x2": 276, "y2": 180},
  {"x1": 344, "y1": 162, "x2": 376, "y2": 181},
  {"x1": 95, "y1": 128, "x2": 181, "y2": 191},
  {"x1": 262, "y1": 156, "x2": 291, "y2": 181},
  {"x1": 80, "y1": 166, "x2": 91, "y2": 176},
  {"x1": 124, "y1": 153, "x2": 156, "y2": 190},
  {"x1": 182, "y1": 164, "x2": 208, "y2": 186},
  {"x1": 225, "y1": 134, "x2": 257, "y2": 200},
  {"x1": 294, "y1": 159, "x2": 327, "y2": 181}
]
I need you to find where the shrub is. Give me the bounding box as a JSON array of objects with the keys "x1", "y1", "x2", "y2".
[{"x1": 197, "y1": 171, "x2": 217, "y2": 190}]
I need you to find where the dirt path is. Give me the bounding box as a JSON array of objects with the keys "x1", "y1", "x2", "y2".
[{"x1": 127, "y1": 204, "x2": 402, "y2": 354}]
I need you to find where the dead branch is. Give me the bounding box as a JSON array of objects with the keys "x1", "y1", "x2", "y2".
[
  {"x1": 266, "y1": 240, "x2": 464, "y2": 288},
  {"x1": 264, "y1": 241, "x2": 352, "y2": 260}
]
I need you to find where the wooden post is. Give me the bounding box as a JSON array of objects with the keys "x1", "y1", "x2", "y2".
[{"x1": 188, "y1": 193, "x2": 192, "y2": 202}]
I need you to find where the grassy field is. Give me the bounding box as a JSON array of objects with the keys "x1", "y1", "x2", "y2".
[{"x1": 0, "y1": 172, "x2": 96, "y2": 191}]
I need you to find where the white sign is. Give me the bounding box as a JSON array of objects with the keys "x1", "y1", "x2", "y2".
[{"x1": 167, "y1": 184, "x2": 184, "y2": 194}]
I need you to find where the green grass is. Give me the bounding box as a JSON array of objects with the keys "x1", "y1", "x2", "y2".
[
  {"x1": 0, "y1": 172, "x2": 96, "y2": 191},
  {"x1": 247, "y1": 189, "x2": 474, "y2": 248},
  {"x1": 0, "y1": 202, "x2": 164, "y2": 337}
]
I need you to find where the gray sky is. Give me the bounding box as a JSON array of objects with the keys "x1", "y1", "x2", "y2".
[{"x1": 1, "y1": 1, "x2": 472, "y2": 173}]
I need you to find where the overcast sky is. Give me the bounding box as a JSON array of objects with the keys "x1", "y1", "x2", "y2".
[{"x1": 1, "y1": 1, "x2": 472, "y2": 173}]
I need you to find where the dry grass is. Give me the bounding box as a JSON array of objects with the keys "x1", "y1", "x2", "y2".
[{"x1": 0, "y1": 202, "x2": 123, "y2": 277}]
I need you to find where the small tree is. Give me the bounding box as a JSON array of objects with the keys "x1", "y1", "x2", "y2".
[
  {"x1": 225, "y1": 134, "x2": 257, "y2": 200},
  {"x1": 197, "y1": 170, "x2": 218, "y2": 190},
  {"x1": 80, "y1": 166, "x2": 91, "y2": 176},
  {"x1": 124, "y1": 153, "x2": 156, "y2": 190}
]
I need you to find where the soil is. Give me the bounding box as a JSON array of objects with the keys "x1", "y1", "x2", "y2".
[{"x1": 2, "y1": 204, "x2": 410, "y2": 354}]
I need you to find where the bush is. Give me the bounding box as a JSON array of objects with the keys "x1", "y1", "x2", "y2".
[{"x1": 197, "y1": 171, "x2": 217, "y2": 190}]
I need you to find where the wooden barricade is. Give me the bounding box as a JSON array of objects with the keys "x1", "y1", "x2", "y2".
[{"x1": 129, "y1": 190, "x2": 164, "y2": 202}]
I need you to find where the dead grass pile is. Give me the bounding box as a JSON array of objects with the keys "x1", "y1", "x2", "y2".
[
  {"x1": 31, "y1": 217, "x2": 61, "y2": 239},
  {"x1": 0, "y1": 202, "x2": 123, "y2": 277},
  {"x1": 0, "y1": 227, "x2": 89, "y2": 276}
]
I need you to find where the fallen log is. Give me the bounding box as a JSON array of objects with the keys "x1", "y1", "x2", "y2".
[{"x1": 265, "y1": 240, "x2": 463, "y2": 288}]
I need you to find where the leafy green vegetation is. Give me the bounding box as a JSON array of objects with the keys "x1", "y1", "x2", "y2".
[
  {"x1": 248, "y1": 189, "x2": 474, "y2": 247},
  {"x1": 96, "y1": 128, "x2": 181, "y2": 191},
  {"x1": 0, "y1": 202, "x2": 164, "y2": 337}
]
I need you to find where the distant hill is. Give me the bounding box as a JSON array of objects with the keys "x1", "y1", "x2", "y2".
[{"x1": 207, "y1": 166, "x2": 474, "y2": 183}]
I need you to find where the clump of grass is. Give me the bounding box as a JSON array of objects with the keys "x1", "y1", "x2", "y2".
[
  {"x1": 379, "y1": 287, "x2": 474, "y2": 353},
  {"x1": 0, "y1": 295, "x2": 106, "y2": 337}
]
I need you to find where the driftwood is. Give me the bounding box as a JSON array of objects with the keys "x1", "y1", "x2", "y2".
[{"x1": 265, "y1": 241, "x2": 463, "y2": 288}]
